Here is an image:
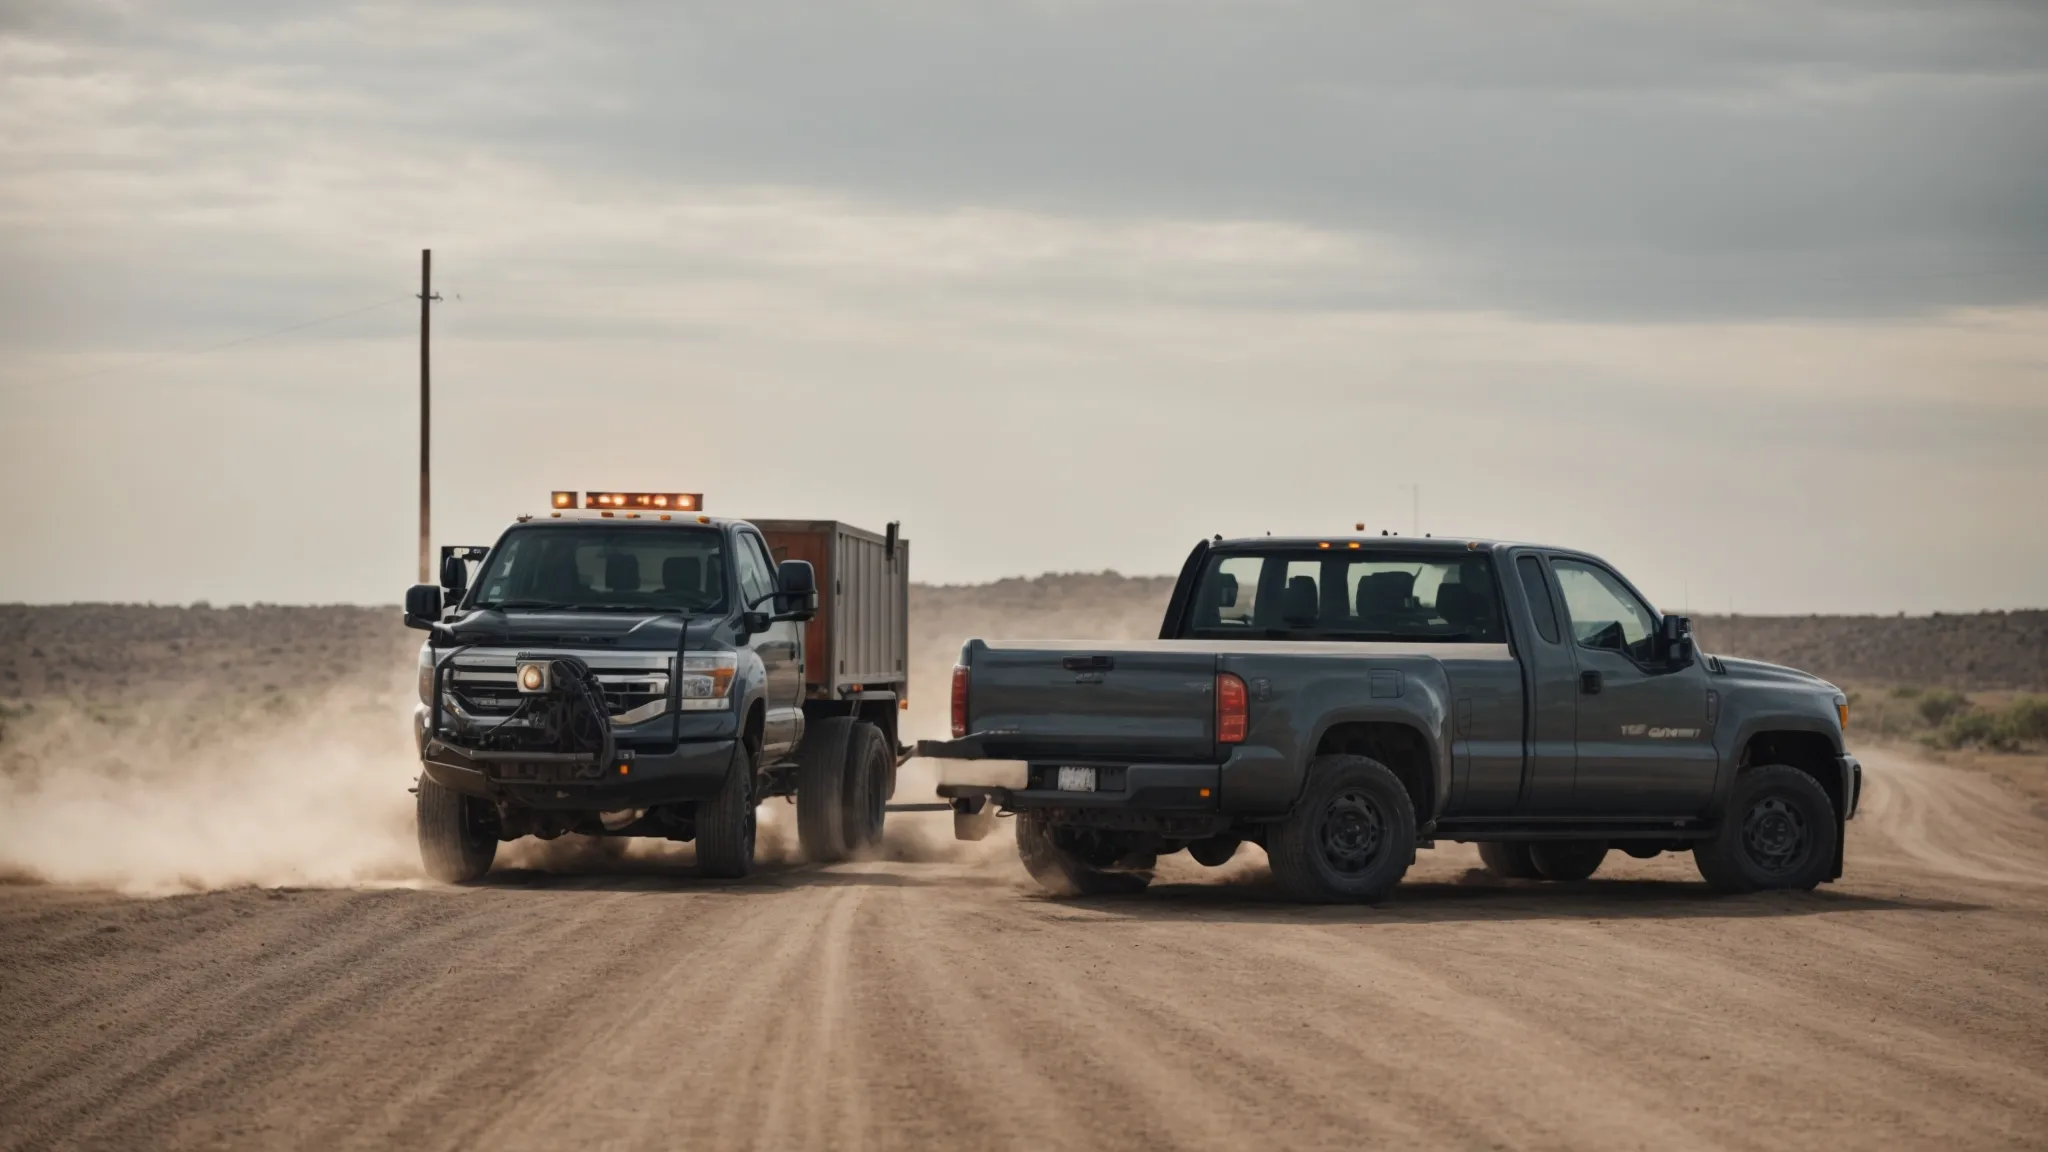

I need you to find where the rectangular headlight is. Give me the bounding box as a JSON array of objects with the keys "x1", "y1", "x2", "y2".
[{"x1": 678, "y1": 652, "x2": 738, "y2": 711}]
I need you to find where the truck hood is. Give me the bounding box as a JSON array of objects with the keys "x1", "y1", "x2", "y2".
[
  {"x1": 437, "y1": 609, "x2": 718, "y2": 651},
  {"x1": 1711, "y1": 655, "x2": 1837, "y2": 693}
]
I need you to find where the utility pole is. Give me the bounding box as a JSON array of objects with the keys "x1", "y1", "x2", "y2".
[
  {"x1": 417, "y1": 249, "x2": 441, "y2": 584},
  {"x1": 1397, "y1": 483, "x2": 1420, "y2": 536}
]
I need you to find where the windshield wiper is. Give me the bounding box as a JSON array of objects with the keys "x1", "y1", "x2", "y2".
[{"x1": 480, "y1": 600, "x2": 574, "y2": 611}]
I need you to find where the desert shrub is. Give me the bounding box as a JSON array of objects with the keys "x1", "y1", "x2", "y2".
[
  {"x1": 1917, "y1": 689, "x2": 1971, "y2": 726},
  {"x1": 2001, "y1": 696, "x2": 2048, "y2": 743},
  {"x1": 1932, "y1": 696, "x2": 2048, "y2": 752},
  {"x1": 1935, "y1": 711, "x2": 2010, "y2": 751},
  {"x1": 1891, "y1": 684, "x2": 1923, "y2": 700}
]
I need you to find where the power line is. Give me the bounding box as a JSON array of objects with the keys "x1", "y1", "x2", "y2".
[{"x1": 20, "y1": 294, "x2": 413, "y2": 389}]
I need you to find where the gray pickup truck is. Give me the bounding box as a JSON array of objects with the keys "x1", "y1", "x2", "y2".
[{"x1": 918, "y1": 535, "x2": 1860, "y2": 903}]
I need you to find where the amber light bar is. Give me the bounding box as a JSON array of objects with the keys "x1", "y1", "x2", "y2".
[{"x1": 580, "y1": 492, "x2": 703, "y2": 511}]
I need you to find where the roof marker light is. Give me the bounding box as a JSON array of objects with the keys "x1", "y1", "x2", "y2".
[{"x1": 583, "y1": 491, "x2": 702, "y2": 512}]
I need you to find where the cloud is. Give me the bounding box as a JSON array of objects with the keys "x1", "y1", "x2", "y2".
[
  {"x1": 4, "y1": 0, "x2": 2046, "y2": 338},
  {"x1": 0, "y1": 1, "x2": 2043, "y2": 612}
]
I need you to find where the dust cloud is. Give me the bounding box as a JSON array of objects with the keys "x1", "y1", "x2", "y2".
[
  {"x1": 0, "y1": 576, "x2": 1172, "y2": 893},
  {"x1": 0, "y1": 673, "x2": 422, "y2": 894}
]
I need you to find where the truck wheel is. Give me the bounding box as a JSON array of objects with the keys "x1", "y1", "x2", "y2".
[
  {"x1": 796, "y1": 716, "x2": 857, "y2": 863},
  {"x1": 417, "y1": 774, "x2": 497, "y2": 884},
  {"x1": 1015, "y1": 812, "x2": 1152, "y2": 896},
  {"x1": 1476, "y1": 841, "x2": 1542, "y2": 880},
  {"x1": 1266, "y1": 755, "x2": 1416, "y2": 904},
  {"x1": 1529, "y1": 840, "x2": 1609, "y2": 882},
  {"x1": 841, "y1": 722, "x2": 890, "y2": 854},
  {"x1": 1694, "y1": 765, "x2": 1838, "y2": 894},
  {"x1": 696, "y1": 741, "x2": 758, "y2": 879}
]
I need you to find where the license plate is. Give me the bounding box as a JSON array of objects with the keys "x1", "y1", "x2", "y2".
[{"x1": 1056, "y1": 766, "x2": 1097, "y2": 792}]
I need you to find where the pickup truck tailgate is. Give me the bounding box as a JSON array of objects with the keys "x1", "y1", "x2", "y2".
[{"x1": 963, "y1": 640, "x2": 1217, "y2": 762}]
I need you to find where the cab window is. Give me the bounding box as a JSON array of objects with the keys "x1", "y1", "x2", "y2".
[
  {"x1": 1550, "y1": 559, "x2": 1655, "y2": 662},
  {"x1": 735, "y1": 533, "x2": 774, "y2": 608},
  {"x1": 1183, "y1": 550, "x2": 1504, "y2": 642}
]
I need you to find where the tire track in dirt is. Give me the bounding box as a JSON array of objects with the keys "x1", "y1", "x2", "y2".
[{"x1": 1854, "y1": 745, "x2": 2048, "y2": 886}]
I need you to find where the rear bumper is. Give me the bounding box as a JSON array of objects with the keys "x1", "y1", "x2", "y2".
[{"x1": 920, "y1": 740, "x2": 1218, "y2": 813}]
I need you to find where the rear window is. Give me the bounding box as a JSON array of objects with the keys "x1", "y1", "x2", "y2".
[{"x1": 1179, "y1": 550, "x2": 1505, "y2": 642}]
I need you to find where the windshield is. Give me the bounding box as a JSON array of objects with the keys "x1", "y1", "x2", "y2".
[
  {"x1": 1179, "y1": 549, "x2": 1505, "y2": 642},
  {"x1": 469, "y1": 526, "x2": 728, "y2": 613}
]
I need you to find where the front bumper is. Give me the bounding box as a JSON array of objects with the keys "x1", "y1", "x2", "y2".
[
  {"x1": 1841, "y1": 753, "x2": 1862, "y2": 820},
  {"x1": 416, "y1": 708, "x2": 735, "y2": 811}
]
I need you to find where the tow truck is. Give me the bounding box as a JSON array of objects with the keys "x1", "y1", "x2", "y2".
[{"x1": 404, "y1": 491, "x2": 919, "y2": 881}]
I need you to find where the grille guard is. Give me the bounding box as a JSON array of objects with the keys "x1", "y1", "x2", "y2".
[{"x1": 427, "y1": 651, "x2": 619, "y2": 769}]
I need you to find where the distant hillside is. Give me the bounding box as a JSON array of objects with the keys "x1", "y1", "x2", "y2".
[{"x1": 1690, "y1": 611, "x2": 2048, "y2": 693}]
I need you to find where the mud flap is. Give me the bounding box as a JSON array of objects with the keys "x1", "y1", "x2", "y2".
[{"x1": 951, "y1": 795, "x2": 998, "y2": 841}]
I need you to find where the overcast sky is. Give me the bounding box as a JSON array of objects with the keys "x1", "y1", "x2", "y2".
[{"x1": 2, "y1": 0, "x2": 2045, "y2": 613}]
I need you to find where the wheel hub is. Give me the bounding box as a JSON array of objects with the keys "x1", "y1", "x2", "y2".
[
  {"x1": 1741, "y1": 795, "x2": 1808, "y2": 875},
  {"x1": 1318, "y1": 790, "x2": 1385, "y2": 875}
]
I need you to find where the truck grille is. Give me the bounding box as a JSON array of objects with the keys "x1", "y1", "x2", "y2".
[{"x1": 444, "y1": 651, "x2": 671, "y2": 725}]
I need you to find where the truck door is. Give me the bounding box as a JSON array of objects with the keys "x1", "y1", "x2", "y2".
[
  {"x1": 1549, "y1": 558, "x2": 1716, "y2": 817},
  {"x1": 737, "y1": 531, "x2": 802, "y2": 757}
]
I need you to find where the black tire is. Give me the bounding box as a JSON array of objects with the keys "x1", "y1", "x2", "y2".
[
  {"x1": 841, "y1": 722, "x2": 890, "y2": 855},
  {"x1": 1015, "y1": 811, "x2": 1153, "y2": 896},
  {"x1": 1529, "y1": 840, "x2": 1609, "y2": 882},
  {"x1": 696, "y1": 740, "x2": 758, "y2": 879},
  {"x1": 796, "y1": 716, "x2": 856, "y2": 863},
  {"x1": 1266, "y1": 755, "x2": 1416, "y2": 904},
  {"x1": 417, "y1": 774, "x2": 497, "y2": 884},
  {"x1": 1694, "y1": 765, "x2": 1838, "y2": 894},
  {"x1": 1476, "y1": 841, "x2": 1542, "y2": 880}
]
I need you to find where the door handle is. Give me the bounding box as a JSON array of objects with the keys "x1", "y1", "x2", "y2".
[
  {"x1": 1062, "y1": 655, "x2": 1114, "y2": 671},
  {"x1": 1580, "y1": 670, "x2": 1603, "y2": 695}
]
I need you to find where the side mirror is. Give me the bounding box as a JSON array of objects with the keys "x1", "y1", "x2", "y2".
[
  {"x1": 440, "y1": 553, "x2": 469, "y2": 597},
  {"x1": 773, "y1": 560, "x2": 819, "y2": 621},
  {"x1": 1660, "y1": 614, "x2": 1695, "y2": 667},
  {"x1": 403, "y1": 584, "x2": 442, "y2": 631}
]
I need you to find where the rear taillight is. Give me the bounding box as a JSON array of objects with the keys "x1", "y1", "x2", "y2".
[
  {"x1": 951, "y1": 665, "x2": 970, "y2": 738},
  {"x1": 1217, "y1": 672, "x2": 1248, "y2": 744}
]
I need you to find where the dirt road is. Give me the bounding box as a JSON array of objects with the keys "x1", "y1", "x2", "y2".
[{"x1": 3, "y1": 745, "x2": 2045, "y2": 1151}]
